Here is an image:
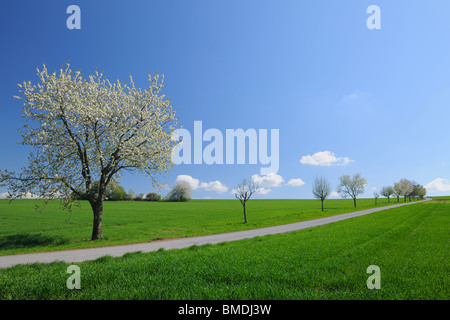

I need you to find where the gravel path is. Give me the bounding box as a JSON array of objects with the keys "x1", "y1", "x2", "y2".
[{"x1": 0, "y1": 199, "x2": 429, "y2": 269}]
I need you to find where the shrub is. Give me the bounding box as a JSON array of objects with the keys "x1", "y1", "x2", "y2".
[
  {"x1": 146, "y1": 193, "x2": 161, "y2": 201},
  {"x1": 135, "y1": 193, "x2": 145, "y2": 201},
  {"x1": 166, "y1": 182, "x2": 192, "y2": 202}
]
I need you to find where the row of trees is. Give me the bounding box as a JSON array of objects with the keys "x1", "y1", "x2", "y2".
[
  {"x1": 83, "y1": 180, "x2": 192, "y2": 202},
  {"x1": 378, "y1": 179, "x2": 427, "y2": 203},
  {"x1": 312, "y1": 174, "x2": 427, "y2": 211},
  {"x1": 71, "y1": 180, "x2": 162, "y2": 202},
  {"x1": 312, "y1": 173, "x2": 367, "y2": 211}
]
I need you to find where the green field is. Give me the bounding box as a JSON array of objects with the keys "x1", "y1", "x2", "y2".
[
  {"x1": 0, "y1": 200, "x2": 447, "y2": 300},
  {"x1": 0, "y1": 197, "x2": 414, "y2": 255}
]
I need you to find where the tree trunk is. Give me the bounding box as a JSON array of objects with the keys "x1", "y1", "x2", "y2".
[
  {"x1": 243, "y1": 203, "x2": 247, "y2": 223},
  {"x1": 388, "y1": 197, "x2": 390, "y2": 203},
  {"x1": 353, "y1": 197, "x2": 356, "y2": 207},
  {"x1": 321, "y1": 199, "x2": 324, "y2": 211},
  {"x1": 375, "y1": 198, "x2": 377, "y2": 205},
  {"x1": 90, "y1": 200, "x2": 103, "y2": 240}
]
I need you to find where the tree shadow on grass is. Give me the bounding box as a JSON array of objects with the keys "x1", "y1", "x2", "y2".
[{"x1": 0, "y1": 233, "x2": 70, "y2": 250}]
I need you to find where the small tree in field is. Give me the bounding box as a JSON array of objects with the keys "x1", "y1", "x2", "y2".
[
  {"x1": 393, "y1": 182, "x2": 402, "y2": 202},
  {"x1": 380, "y1": 186, "x2": 394, "y2": 203},
  {"x1": 399, "y1": 178, "x2": 413, "y2": 202},
  {"x1": 127, "y1": 189, "x2": 135, "y2": 200},
  {"x1": 0, "y1": 63, "x2": 178, "y2": 240},
  {"x1": 337, "y1": 173, "x2": 367, "y2": 207},
  {"x1": 373, "y1": 189, "x2": 380, "y2": 205},
  {"x1": 234, "y1": 178, "x2": 259, "y2": 223},
  {"x1": 312, "y1": 176, "x2": 331, "y2": 211},
  {"x1": 416, "y1": 185, "x2": 427, "y2": 199},
  {"x1": 167, "y1": 181, "x2": 192, "y2": 201}
]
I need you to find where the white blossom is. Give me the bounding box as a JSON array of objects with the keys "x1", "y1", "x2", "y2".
[{"x1": 1, "y1": 62, "x2": 179, "y2": 239}]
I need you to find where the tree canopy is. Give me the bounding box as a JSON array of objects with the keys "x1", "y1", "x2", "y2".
[{"x1": 0, "y1": 63, "x2": 179, "y2": 239}]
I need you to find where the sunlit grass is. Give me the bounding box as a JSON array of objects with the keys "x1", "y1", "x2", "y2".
[
  {"x1": 0, "y1": 201, "x2": 447, "y2": 300},
  {"x1": 0, "y1": 197, "x2": 415, "y2": 255}
]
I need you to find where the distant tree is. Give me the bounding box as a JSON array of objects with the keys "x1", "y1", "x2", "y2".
[
  {"x1": 312, "y1": 176, "x2": 331, "y2": 211},
  {"x1": 380, "y1": 186, "x2": 394, "y2": 203},
  {"x1": 417, "y1": 185, "x2": 427, "y2": 199},
  {"x1": 146, "y1": 192, "x2": 161, "y2": 201},
  {"x1": 411, "y1": 183, "x2": 426, "y2": 200},
  {"x1": 373, "y1": 189, "x2": 380, "y2": 205},
  {"x1": 393, "y1": 182, "x2": 402, "y2": 202},
  {"x1": 135, "y1": 193, "x2": 145, "y2": 201},
  {"x1": 399, "y1": 179, "x2": 413, "y2": 202},
  {"x1": 337, "y1": 173, "x2": 367, "y2": 207},
  {"x1": 90, "y1": 180, "x2": 120, "y2": 200},
  {"x1": 109, "y1": 185, "x2": 127, "y2": 201},
  {"x1": 234, "y1": 178, "x2": 259, "y2": 223},
  {"x1": 127, "y1": 189, "x2": 135, "y2": 200},
  {"x1": 167, "y1": 181, "x2": 192, "y2": 202}
]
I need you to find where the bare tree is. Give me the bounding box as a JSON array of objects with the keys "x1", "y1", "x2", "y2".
[
  {"x1": 337, "y1": 173, "x2": 367, "y2": 207},
  {"x1": 312, "y1": 176, "x2": 331, "y2": 211},
  {"x1": 234, "y1": 178, "x2": 259, "y2": 223},
  {"x1": 373, "y1": 189, "x2": 380, "y2": 205}
]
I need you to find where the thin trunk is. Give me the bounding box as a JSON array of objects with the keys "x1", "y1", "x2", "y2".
[
  {"x1": 321, "y1": 199, "x2": 324, "y2": 212},
  {"x1": 90, "y1": 200, "x2": 103, "y2": 240},
  {"x1": 353, "y1": 197, "x2": 356, "y2": 207},
  {"x1": 243, "y1": 202, "x2": 247, "y2": 223},
  {"x1": 375, "y1": 198, "x2": 377, "y2": 205},
  {"x1": 388, "y1": 197, "x2": 390, "y2": 203}
]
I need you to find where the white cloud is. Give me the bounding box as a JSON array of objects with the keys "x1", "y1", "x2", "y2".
[
  {"x1": 231, "y1": 187, "x2": 272, "y2": 195},
  {"x1": 175, "y1": 175, "x2": 201, "y2": 189},
  {"x1": 300, "y1": 151, "x2": 353, "y2": 166},
  {"x1": 340, "y1": 91, "x2": 364, "y2": 105},
  {"x1": 230, "y1": 174, "x2": 306, "y2": 196},
  {"x1": 257, "y1": 187, "x2": 272, "y2": 195},
  {"x1": 199, "y1": 180, "x2": 228, "y2": 193},
  {"x1": 425, "y1": 178, "x2": 450, "y2": 193},
  {"x1": 251, "y1": 173, "x2": 284, "y2": 187},
  {"x1": 0, "y1": 192, "x2": 10, "y2": 199},
  {"x1": 287, "y1": 178, "x2": 306, "y2": 187},
  {"x1": 329, "y1": 191, "x2": 340, "y2": 197},
  {"x1": 175, "y1": 175, "x2": 229, "y2": 194}
]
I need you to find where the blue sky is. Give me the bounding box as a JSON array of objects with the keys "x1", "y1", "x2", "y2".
[{"x1": 1, "y1": 0, "x2": 450, "y2": 199}]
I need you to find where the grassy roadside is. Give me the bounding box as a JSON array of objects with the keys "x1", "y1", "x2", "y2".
[
  {"x1": 0, "y1": 198, "x2": 422, "y2": 255},
  {"x1": 0, "y1": 200, "x2": 447, "y2": 299}
]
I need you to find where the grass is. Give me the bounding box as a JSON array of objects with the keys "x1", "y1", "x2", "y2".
[
  {"x1": 0, "y1": 200, "x2": 447, "y2": 300},
  {"x1": 0, "y1": 197, "x2": 418, "y2": 255}
]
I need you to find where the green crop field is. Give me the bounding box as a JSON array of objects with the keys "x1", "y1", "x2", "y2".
[
  {"x1": 0, "y1": 200, "x2": 447, "y2": 300},
  {"x1": 0, "y1": 197, "x2": 415, "y2": 255}
]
